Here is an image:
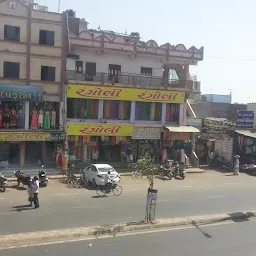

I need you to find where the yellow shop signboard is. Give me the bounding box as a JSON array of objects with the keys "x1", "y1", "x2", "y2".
[
  {"x1": 67, "y1": 124, "x2": 134, "y2": 136},
  {"x1": 0, "y1": 132, "x2": 50, "y2": 141},
  {"x1": 67, "y1": 84, "x2": 185, "y2": 104}
]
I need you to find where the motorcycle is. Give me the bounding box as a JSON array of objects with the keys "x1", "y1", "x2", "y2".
[
  {"x1": 14, "y1": 170, "x2": 31, "y2": 186},
  {"x1": 172, "y1": 162, "x2": 186, "y2": 180},
  {"x1": 0, "y1": 173, "x2": 7, "y2": 192},
  {"x1": 159, "y1": 166, "x2": 173, "y2": 180},
  {"x1": 38, "y1": 165, "x2": 48, "y2": 187}
]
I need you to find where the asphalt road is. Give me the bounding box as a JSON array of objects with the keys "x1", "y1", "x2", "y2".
[
  {"x1": 2, "y1": 218, "x2": 256, "y2": 256},
  {"x1": 1, "y1": 171, "x2": 256, "y2": 235}
]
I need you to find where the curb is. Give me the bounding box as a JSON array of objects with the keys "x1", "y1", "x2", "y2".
[
  {"x1": 0, "y1": 211, "x2": 255, "y2": 249},
  {"x1": 5, "y1": 170, "x2": 204, "y2": 181}
]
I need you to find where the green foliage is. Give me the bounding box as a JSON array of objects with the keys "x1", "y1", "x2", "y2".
[{"x1": 133, "y1": 157, "x2": 160, "y2": 188}]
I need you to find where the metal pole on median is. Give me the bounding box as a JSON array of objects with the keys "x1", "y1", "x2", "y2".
[{"x1": 233, "y1": 155, "x2": 240, "y2": 176}]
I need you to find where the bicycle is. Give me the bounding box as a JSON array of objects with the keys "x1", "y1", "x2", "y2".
[{"x1": 96, "y1": 183, "x2": 123, "y2": 197}]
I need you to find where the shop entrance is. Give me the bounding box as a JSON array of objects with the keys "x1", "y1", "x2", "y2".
[
  {"x1": 0, "y1": 143, "x2": 20, "y2": 165},
  {"x1": 25, "y1": 142, "x2": 43, "y2": 166},
  {"x1": 100, "y1": 145, "x2": 121, "y2": 162},
  {"x1": 9, "y1": 143, "x2": 20, "y2": 164}
]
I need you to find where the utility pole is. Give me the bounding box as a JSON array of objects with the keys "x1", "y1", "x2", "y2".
[{"x1": 58, "y1": 0, "x2": 60, "y2": 12}]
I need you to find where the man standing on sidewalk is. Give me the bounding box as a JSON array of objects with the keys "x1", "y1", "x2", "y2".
[{"x1": 32, "y1": 176, "x2": 40, "y2": 209}]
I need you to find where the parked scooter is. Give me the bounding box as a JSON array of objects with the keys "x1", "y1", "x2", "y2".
[
  {"x1": 14, "y1": 170, "x2": 31, "y2": 186},
  {"x1": 38, "y1": 165, "x2": 48, "y2": 187},
  {"x1": 159, "y1": 165, "x2": 173, "y2": 180},
  {"x1": 0, "y1": 173, "x2": 7, "y2": 192},
  {"x1": 172, "y1": 162, "x2": 186, "y2": 180}
]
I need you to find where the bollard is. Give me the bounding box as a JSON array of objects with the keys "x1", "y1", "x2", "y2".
[{"x1": 233, "y1": 155, "x2": 240, "y2": 176}]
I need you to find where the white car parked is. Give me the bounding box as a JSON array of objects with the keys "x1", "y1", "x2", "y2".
[{"x1": 83, "y1": 164, "x2": 121, "y2": 187}]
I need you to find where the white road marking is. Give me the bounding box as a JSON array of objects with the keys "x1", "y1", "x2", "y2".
[
  {"x1": 208, "y1": 196, "x2": 225, "y2": 199},
  {"x1": 223, "y1": 183, "x2": 240, "y2": 185},
  {"x1": 176, "y1": 185, "x2": 192, "y2": 188},
  {"x1": 72, "y1": 206, "x2": 96, "y2": 209},
  {"x1": 54, "y1": 193, "x2": 80, "y2": 196}
]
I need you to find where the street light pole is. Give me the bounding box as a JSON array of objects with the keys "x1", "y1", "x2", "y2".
[{"x1": 58, "y1": 0, "x2": 60, "y2": 13}]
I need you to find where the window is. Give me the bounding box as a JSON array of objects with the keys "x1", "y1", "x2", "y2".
[
  {"x1": 109, "y1": 64, "x2": 121, "y2": 83},
  {"x1": 103, "y1": 100, "x2": 131, "y2": 120},
  {"x1": 67, "y1": 99, "x2": 99, "y2": 119},
  {"x1": 39, "y1": 30, "x2": 54, "y2": 46},
  {"x1": 4, "y1": 25, "x2": 20, "y2": 42},
  {"x1": 29, "y1": 102, "x2": 59, "y2": 130},
  {"x1": 3, "y1": 62, "x2": 20, "y2": 79},
  {"x1": 85, "y1": 62, "x2": 96, "y2": 81},
  {"x1": 76, "y1": 61, "x2": 83, "y2": 74},
  {"x1": 41, "y1": 66, "x2": 56, "y2": 81},
  {"x1": 0, "y1": 102, "x2": 25, "y2": 129},
  {"x1": 135, "y1": 102, "x2": 162, "y2": 121},
  {"x1": 141, "y1": 67, "x2": 152, "y2": 76}
]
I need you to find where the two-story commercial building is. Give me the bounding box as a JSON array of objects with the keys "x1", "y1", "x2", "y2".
[
  {"x1": 0, "y1": 0, "x2": 66, "y2": 167},
  {"x1": 65, "y1": 11, "x2": 204, "y2": 164}
]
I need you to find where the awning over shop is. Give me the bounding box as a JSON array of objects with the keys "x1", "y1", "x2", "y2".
[
  {"x1": 235, "y1": 130, "x2": 256, "y2": 139},
  {"x1": 164, "y1": 126, "x2": 200, "y2": 133}
]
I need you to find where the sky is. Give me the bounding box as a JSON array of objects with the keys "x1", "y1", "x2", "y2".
[{"x1": 36, "y1": 0, "x2": 256, "y2": 104}]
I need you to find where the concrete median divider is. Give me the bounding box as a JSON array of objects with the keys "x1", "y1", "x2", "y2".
[{"x1": 1, "y1": 211, "x2": 256, "y2": 249}]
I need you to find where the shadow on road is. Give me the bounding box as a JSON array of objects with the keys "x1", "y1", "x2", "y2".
[
  {"x1": 10, "y1": 204, "x2": 33, "y2": 212},
  {"x1": 156, "y1": 176, "x2": 171, "y2": 181},
  {"x1": 229, "y1": 212, "x2": 253, "y2": 223},
  {"x1": 91, "y1": 195, "x2": 106, "y2": 199},
  {"x1": 191, "y1": 220, "x2": 212, "y2": 239},
  {"x1": 8, "y1": 185, "x2": 27, "y2": 191}
]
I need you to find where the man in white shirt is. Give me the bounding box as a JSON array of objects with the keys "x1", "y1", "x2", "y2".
[
  {"x1": 32, "y1": 176, "x2": 40, "y2": 209},
  {"x1": 104, "y1": 171, "x2": 111, "y2": 184}
]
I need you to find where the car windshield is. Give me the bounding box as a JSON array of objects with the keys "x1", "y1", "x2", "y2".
[{"x1": 98, "y1": 168, "x2": 115, "y2": 173}]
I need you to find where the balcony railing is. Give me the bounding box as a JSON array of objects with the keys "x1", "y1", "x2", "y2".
[{"x1": 66, "y1": 70, "x2": 201, "y2": 92}]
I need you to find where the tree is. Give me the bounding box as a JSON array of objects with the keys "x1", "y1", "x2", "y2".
[{"x1": 132, "y1": 157, "x2": 159, "y2": 189}]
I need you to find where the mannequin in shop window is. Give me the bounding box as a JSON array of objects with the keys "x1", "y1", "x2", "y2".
[
  {"x1": 56, "y1": 149, "x2": 63, "y2": 169},
  {"x1": 170, "y1": 105, "x2": 175, "y2": 122},
  {"x1": 38, "y1": 109, "x2": 44, "y2": 129},
  {"x1": 0, "y1": 104, "x2": 3, "y2": 128},
  {"x1": 174, "y1": 105, "x2": 179, "y2": 122},
  {"x1": 31, "y1": 106, "x2": 38, "y2": 129},
  {"x1": 10, "y1": 107, "x2": 17, "y2": 128},
  {"x1": 17, "y1": 106, "x2": 24, "y2": 129},
  {"x1": 50, "y1": 108, "x2": 56, "y2": 130},
  {"x1": 44, "y1": 108, "x2": 50, "y2": 130},
  {"x1": 3, "y1": 107, "x2": 11, "y2": 129}
]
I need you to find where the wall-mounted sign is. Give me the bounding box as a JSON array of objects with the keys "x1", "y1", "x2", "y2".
[
  {"x1": 132, "y1": 127, "x2": 161, "y2": 140},
  {"x1": 0, "y1": 85, "x2": 43, "y2": 102},
  {"x1": 236, "y1": 110, "x2": 254, "y2": 129},
  {"x1": 67, "y1": 84, "x2": 185, "y2": 104},
  {"x1": 0, "y1": 132, "x2": 49, "y2": 142},
  {"x1": 202, "y1": 129, "x2": 234, "y2": 135},
  {"x1": 48, "y1": 133, "x2": 66, "y2": 141},
  {"x1": 164, "y1": 131, "x2": 190, "y2": 141},
  {"x1": 67, "y1": 124, "x2": 134, "y2": 136},
  {"x1": 0, "y1": 132, "x2": 65, "y2": 142}
]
